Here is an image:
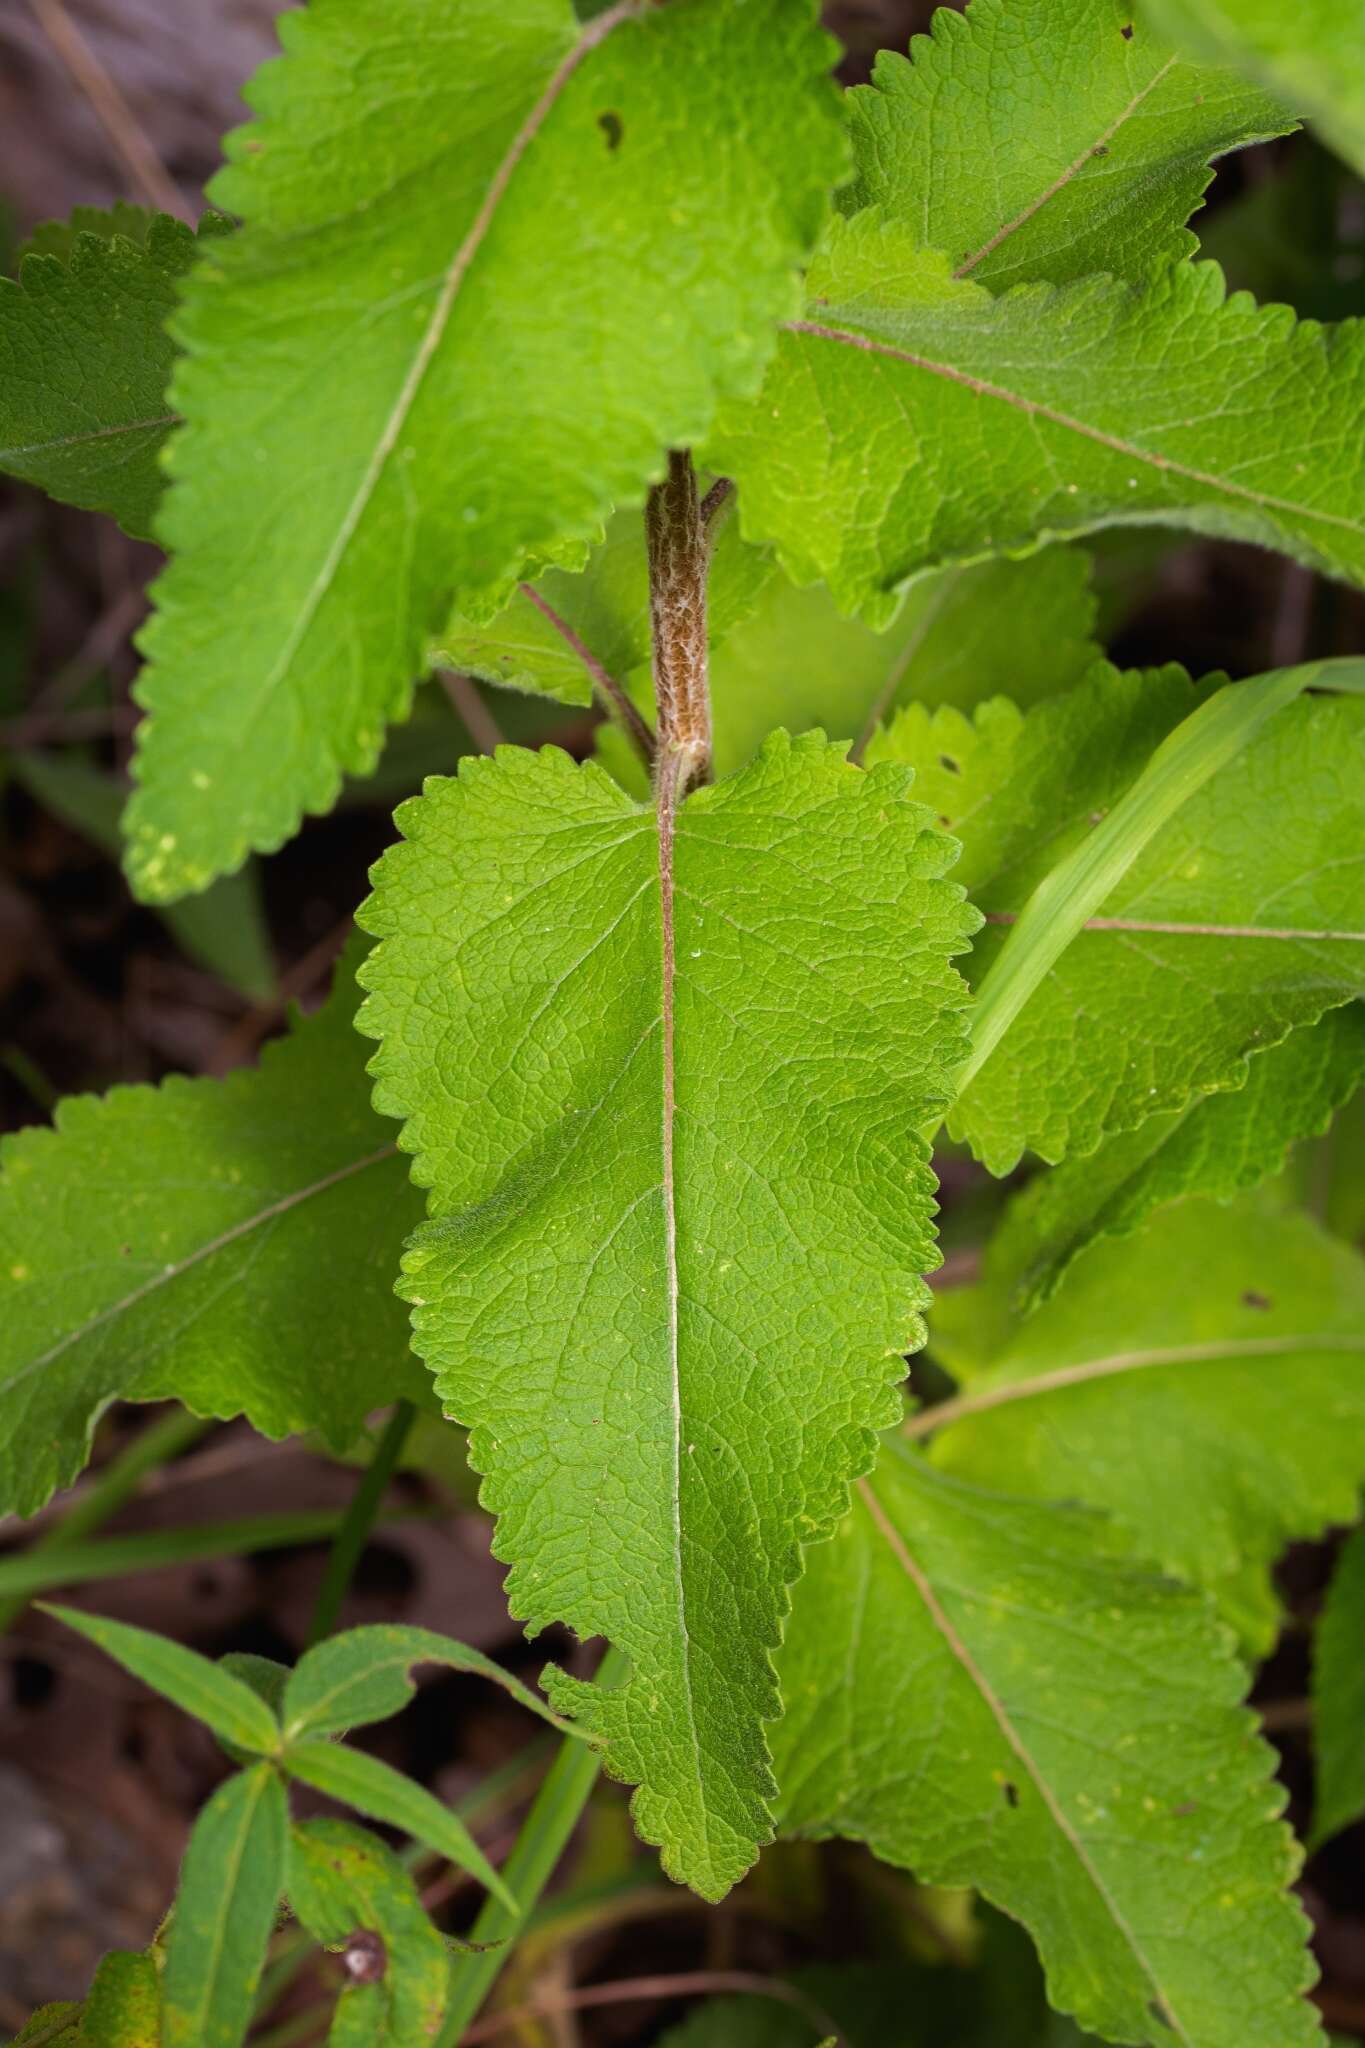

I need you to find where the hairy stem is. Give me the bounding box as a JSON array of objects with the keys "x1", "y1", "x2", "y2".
[{"x1": 647, "y1": 449, "x2": 713, "y2": 796}]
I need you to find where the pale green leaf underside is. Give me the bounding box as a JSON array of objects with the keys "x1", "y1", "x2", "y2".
[
  {"x1": 0, "y1": 209, "x2": 222, "y2": 540},
  {"x1": 356, "y1": 734, "x2": 976, "y2": 1898},
  {"x1": 0, "y1": 942, "x2": 425, "y2": 1517},
  {"x1": 847, "y1": 0, "x2": 1294, "y2": 290},
  {"x1": 985, "y1": 1005, "x2": 1365, "y2": 1312},
  {"x1": 706, "y1": 216, "x2": 1365, "y2": 627},
  {"x1": 776, "y1": 1448, "x2": 1321, "y2": 2048},
  {"x1": 1137, "y1": 0, "x2": 1365, "y2": 173},
  {"x1": 126, "y1": 0, "x2": 846, "y2": 902},
  {"x1": 440, "y1": 501, "x2": 1098, "y2": 780},
  {"x1": 875, "y1": 673, "x2": 1365, "y2": 1171},
  {"x1": 1311, "y1": 1524, "x2": 1365, "y2": 1849},
  {"x1": 929, "y1": 1196, "x2": 1365, "y2": 1617},
  {"x1": 433, "y1": 498, "x2": 777, "y2": 711}
]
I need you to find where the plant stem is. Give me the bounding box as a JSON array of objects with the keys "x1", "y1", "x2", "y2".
[
  {"x1": 0, "y1": 1405, "x2": 210, "y2": 1633},
  {"x1": 646, "y1": 449, "x2": 712, "y2": 795},
  {"x1": 305, "y1": 1399, "x2": 416, "y2": 1647},
  {"x1": 436, "y1": 1644, "x2": 629, "y2": 2045}
]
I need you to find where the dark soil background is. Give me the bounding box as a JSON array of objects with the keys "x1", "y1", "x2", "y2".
[{"x1": 1, "y1": 3, "x2": 1363, "y2": 2041}]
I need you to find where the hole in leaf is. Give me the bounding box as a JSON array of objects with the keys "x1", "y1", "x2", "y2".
[
  {"x1": 938, "y1": 754, "x2": 961, "y2": 774},
  {"x1": 1242, "y1": 1289, "x2": 1273, "y2": 1311},
  {"x1": 1001, "y1": 1780, "x2": 1020, "y2": 1808},
  {"x1": 598, "y1": 110, "x2": 624, "y2": 151},
  {"x1": 1121, "y1": 20, "x2": 1134, "y2": 34}
]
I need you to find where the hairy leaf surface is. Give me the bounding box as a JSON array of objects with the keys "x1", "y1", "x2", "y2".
[
  {"x1": 126, "y1": 0, "x2": 846, "y2": 901},
  {"x1": 0, "y1": 208, "x2": 224, "y2": 539},
  {"x1": 356, "y1": 735, "x2": 977, "y2": 1898},
  {"x1": 1310, "y1": 1524, "x2": 1365, "y2": 1850},
  {"x1": 775, "y1": 1448, "x2": 1321, "y2": 2048},
  {"x1": 1137, "y1": 0, "x2": 1365, "y2": 172},
  {"x1": 707, "y1": 216, "x2": 1365, "y2": 625},
  {"x1": 846, "y1": 0, "x2": 1293, "y2": 288},
  {"x1": 981, "y1": 1006, "x2": 1365, "y2": 1311},
  {"x1": 0, "y1": 944, "x2": 424, "y2": 1515},
  {"x1": 928, "y1": 1197, "x2": 1365, "y2": 1629},
  {"x1": 873, "y1": 673, "x2": 1365, "y2": 1170}
]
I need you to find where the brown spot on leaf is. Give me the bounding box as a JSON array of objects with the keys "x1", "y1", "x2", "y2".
[
  {"x1": 1242, "y1": 1289, "x2": 1272, "y2": 1311},
  {"x1": 343, "y1": 1930, "x2": 386, "y2": 1984}
]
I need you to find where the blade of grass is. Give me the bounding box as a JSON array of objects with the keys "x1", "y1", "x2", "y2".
[
  {"x1": 436, "y1": 1646, "x2": 627, "y2": 2046},
  {"x1": 305, "y1": 1399, "x2": 416, "y2": 1646},
  {"x1": 0, "y1": 1406, "x2": 210, "y2": 1632},
  {"x1": 0, "y1": 1509, "x2": 422, "y2": 1602},
  {"x1": 948, "y1": 660, "x2": 1337, "y2": 1109}
]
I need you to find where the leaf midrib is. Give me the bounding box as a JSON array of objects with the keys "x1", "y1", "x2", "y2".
[
  {"x1": 906, "y1": 1330, "x2": 1364, "y2": 1440},
  {"x1": 952, "y1": 55, "x2": 1179, "y2": 278},
  {"x1": 239, "y1": 0, "x2": 645, "y2": 719},
  {"x1": 785, "y1": 319, "x2": 1365, "y2": 541}
]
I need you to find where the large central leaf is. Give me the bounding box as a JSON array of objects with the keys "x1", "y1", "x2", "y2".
[{"x1": 356, "y1": 735, "x2": 977, "y2": 1897}]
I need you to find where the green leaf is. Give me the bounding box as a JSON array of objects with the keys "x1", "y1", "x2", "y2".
[
  {"x1": 926, "y1": 1196, "x2": 1365, "y2": 1637},
  {"x1": 1137, "y1": 0, "x2": 1365, "y2": 173},
  {"x1": 1311, "y1": 1523, "x2": 1365, "y2": 1849},
  {"x1": 125, "y1": 0, "x2": 847, "y2": 901},
  {"x1": 283, "y1": 1739, "x2": 513, "y2": 1910},
  {"x1": 282, "y1": 1623, "x2": 573, "y2": 1743},
  {"x1": 845, "y1": 0, "x2": 1293, "y2": 290},
  {"x1": 287, "y1": 1819, "x2": 449, "y2": 2045},
  {"x1": 162, "y1": 1765, "x2": 288, "y2": 2048},
  {"x1": 704, "y1": 552, "x2": 1099, "y2": 776},
  {"x1": 0, "y1": 939, "x2": 426, "y2": 1515},
  {"x1": 706, "y1": 216, "x2": 1365, "y2": 627},
  {"x1": 356, "y1": 734, "x2": 977, "y2": 1898},
  {"x1": 41, "y1": 1605, "x2": 280, "y2": 1753},
  {"x1": 0, "y1": 209, "x2": 226, "y2": 540},
  {"x1": 8, "y1": 2005, "x2": 81, "y2": 2046},
  {"x1": 10, "y1": 750, "x2": 275, "y2": 1002},
  {"x1": 433, "y1": 499, "x2": 776, "y2": 712},
  {"x1": 982, "y1": 1005, "x2": 1365, "y2": 1313},
  {"x1": 776, "y1": 1447, "x2": 1322, "y2": 2048},
  {"x1": 874, "y1": 666, "x2": 1365, "y2": 1172},
  {"x1": 78, "y1": 1950, "x2": 160, "y2": 2048}
]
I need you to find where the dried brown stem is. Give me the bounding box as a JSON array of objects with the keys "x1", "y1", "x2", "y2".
[
  {"x1": 24, "y1": 0, "x2": 191, "y2": 220},
  {"x1": 646, "y1": 450, "x2": 712, "y2": 796}
]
